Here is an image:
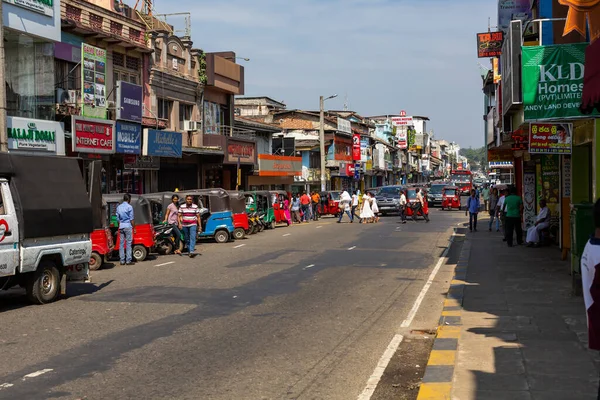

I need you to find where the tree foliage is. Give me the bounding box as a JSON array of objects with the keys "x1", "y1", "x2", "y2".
[{"x1": 459, "y1": 146, "x2": 486, "y2": 169}]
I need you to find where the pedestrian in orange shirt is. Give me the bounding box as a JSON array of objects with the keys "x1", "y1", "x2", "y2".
[
  {"x1": 311, "y1": 191, "x2": 321, "y2": 221},
  {"x1": 300, "y1": 191, "x2": 311, "y2": 223}
]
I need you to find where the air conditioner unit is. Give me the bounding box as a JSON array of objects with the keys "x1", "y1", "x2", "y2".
[
  {"x1": 183, "y1": 120, "x2": 198, "y2": 131},
  {"x1": 56, "y1": 88, "x2": 68, "y2": 104}
]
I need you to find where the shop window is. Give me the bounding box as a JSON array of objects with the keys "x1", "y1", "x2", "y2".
[
  {"x1": 55, "y1": 60, "x2": 81, "y2": 93},
  {"x1": 126, "y1": 56, "x2": 140, "y2": 71},
  {"x1": 179, "y1": 103, "x2": 193, "y2": 131},
  {"x1": 113, "y1": 52, "x2": 125, "y2": 67},
  {"x1": 309, "y1": 152, "x2": 320, "y2": 168},
  {"x1": 5, "y1": 32, "x2": 55, "y2": 120},
  {"x1": 157, "y1": 98, "x2": 173, "y2": 122}
]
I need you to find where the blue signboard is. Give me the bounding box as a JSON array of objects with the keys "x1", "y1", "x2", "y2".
[
  {"x1": 115, "y1": 121, "x2": 141, "y2": 154},
  {"x1": 354, "y1": 163, "x2": 360, "y2": 180},
  {"x1": 143, "y1": 129, "x2": 182, "y2": 158}
]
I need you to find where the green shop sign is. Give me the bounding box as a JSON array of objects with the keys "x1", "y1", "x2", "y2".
[
  {"x1": 3, "y1": 0, "x2": 55, "y2": 17},
  {"x1": 8, "y1": 122, "x2": 55, "y2": 142},
  {"x1": 6, "y1": 117, "x2": 64, "y2": 154},
  {"x1": 522, "y1": 43, "x2": 598, "y2": 120}
]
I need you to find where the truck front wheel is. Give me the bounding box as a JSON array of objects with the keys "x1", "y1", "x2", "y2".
[{"x1": 26, "y1": 262, "x2": 60, "y2": 304}]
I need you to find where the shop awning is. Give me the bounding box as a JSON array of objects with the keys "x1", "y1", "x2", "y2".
[{"x1": 581, "y1": 39, "x2": 600, "y2": 114}]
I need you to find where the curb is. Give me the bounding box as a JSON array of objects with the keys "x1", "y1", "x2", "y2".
[{"x1": 416, "y1": 233, "x2": 471, "y2": 400}]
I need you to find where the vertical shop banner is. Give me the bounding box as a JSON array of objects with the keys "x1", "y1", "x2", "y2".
[
  {"x1": 116, "y1": 81, "x2": 143, "y2": 123},
  {"x1": 523, "y1": 171, "x2": 536, "y2": 230},
  {"x1": 115, "y1": 121, "x2": 142, "y2": 154},
  {"x1": 360, "y1": 137, "x2": 370, "y2": 162},
  {"x1": 72, "y1": 116, "x2": 115, "y2": 154},
  {"x1": 352, "y1": 133, "x2": 361, "y2": 161},
  {"x1": 476, "y1": 31, "x2": 504, "y2": 58},
  {"x1": 522, "y1": 44, "x2": 597, "y2": 120},
  {"x1": 81, "y1": 44, "x2": 107, "y2": 119},
  {"x1": 529, "y1": 122, "x2": 572, "y2": 154},
  {"x1": 142, "y1": 129, "x2": 182, "y2": 158},
  {"x1": 540, "y1": 155, "x2": 560, "y2": 234},
  {"x1": 498, "y1": 0, "x2": 531, "y2": 33},
  {"x1": 562, "y1": 155, "x2": 571, "y2": 197}
]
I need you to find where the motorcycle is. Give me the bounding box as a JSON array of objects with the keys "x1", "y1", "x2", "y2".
[{"x1": 154, "y1": 224, "x2": 184, "y2": 255}]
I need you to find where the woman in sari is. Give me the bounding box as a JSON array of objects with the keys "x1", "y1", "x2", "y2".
[
  {"x1": 283, "y1": 195, "x2": 292, "y2": 226},
  {"x1": 360, "y1": 192, "x2": 374, "y2": 223}
]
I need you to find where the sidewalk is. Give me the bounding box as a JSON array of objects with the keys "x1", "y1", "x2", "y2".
[{"x1": 452, "y1": 223, "x2": 600, "y2": 399}]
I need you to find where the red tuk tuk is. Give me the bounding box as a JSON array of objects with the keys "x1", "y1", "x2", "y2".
[
  {"x1": 105, "y1": 194, "x2": 155, "y2": 262},
  {"x1": 318, "y1": 191, "x2": 341, "y2": 217},
  {"x1": 90, "y1": 199, "x2": 114, "y2": 270},
  {"x1": 228, "y1": 191, "x2": 251, "y2": 239},
  {"x1": 404, "y1": 187, "x2": 430, "y2": 219},
  {"x1": 441, "y1": 186, "x2": 461, "y2": 211}
]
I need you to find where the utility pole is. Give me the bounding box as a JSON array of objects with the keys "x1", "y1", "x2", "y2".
[
  {"x1": 0, "y1": 0, "x2": 7, "y2": 152},
  {"x1": 319, "y1": 96, "x2": 326, "y2": 192}
]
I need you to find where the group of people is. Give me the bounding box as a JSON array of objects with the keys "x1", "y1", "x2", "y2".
[
  {"x1": 469, "y1": 185, "x2": 550, "y2": 248},
  {"x1": 337, "y1": 190, "x2": 380, "y2": 223}
]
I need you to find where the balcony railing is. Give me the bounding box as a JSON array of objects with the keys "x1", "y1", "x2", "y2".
[{"x1": 205, "y1": 125, "x2": 256, "y2": 139}]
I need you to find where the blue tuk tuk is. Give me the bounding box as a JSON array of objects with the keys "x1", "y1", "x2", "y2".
[{"x1": 178, "y1": 189, "x2": 235, "y2": 243}]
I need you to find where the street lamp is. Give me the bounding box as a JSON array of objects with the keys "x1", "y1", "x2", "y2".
[
  {"x1": 225, "y1": 56, "x2": 250, "y2": 62},
  {"x1": 320, "y1": 94, "x2": 337, "y2": 192}
]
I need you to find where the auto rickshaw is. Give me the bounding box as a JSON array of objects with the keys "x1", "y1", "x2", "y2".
[
  {"x1": 104, "y1": 194, "x2": 155, "y2": 262},
  {"x1": 90, "y1": 198, "x2": 114, "y2": 270},
  {"x1": 441, "y1": 186, "x2": 461, "y2": 211},
  {"x1": 143, "y1": 191, "x2": 185, "y2": 254},
  {"x1": 179, "y1": 189, "x2": 235, "y2": 243},
  {"x1": 404, "y1": 188, "x2": 430, "y2": 220},
  {"x1": 227, "y1": 190, "x2": 251, "y2": 239},
  {"x1": 269, "y1": 190, "x2": 291, "y2": 227},
  {"x1": 242, "y1": 192, "x2": 262, "y2": 233},
  {"x1": 251, "y1": 190, "x2": 276, "y2": 229},
  {"x1": 318, "y1": 191, "x2": 341, "y2": 217}
]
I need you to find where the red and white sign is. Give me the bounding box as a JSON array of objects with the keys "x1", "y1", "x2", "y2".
[
  {"x1": 345, "y1": 163, "x2": 355, "y2": 177},
  {"x1": 391, "y1": 116, "x2": 414, "y2": 126},
  {"x1": 399, "y1": 110, "x2": 407, "y2": 117},
  {"x1": 397, "y1": 130, "x2": 408, "y2": 150},
  {"x1": 352, "y1": 133, "x2": 361, "y2": 161},
  {"x1": 72, "y1": 116, "x2": 115, "y2": 154}
]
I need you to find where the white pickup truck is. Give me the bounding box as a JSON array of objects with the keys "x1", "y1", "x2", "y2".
[{"x1": 0, "y1": 154, "x2": 92, "y2": 304}]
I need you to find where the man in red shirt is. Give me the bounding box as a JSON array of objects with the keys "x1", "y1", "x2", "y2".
[{"x1": 300, "y1": 191, "x2": 311, "y2": 223}]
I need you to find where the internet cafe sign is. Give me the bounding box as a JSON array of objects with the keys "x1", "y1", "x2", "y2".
[
  {"x1": 522, "y1": 43, "x2": 598, "y2": 120},
  {"x1": 7, "y1": 117, "x2": 65, "y2": 155}
]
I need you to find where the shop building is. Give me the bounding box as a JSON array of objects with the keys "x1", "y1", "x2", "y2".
[{"x1": 4, "y1": 0, "x2": 66, "y2": 156}]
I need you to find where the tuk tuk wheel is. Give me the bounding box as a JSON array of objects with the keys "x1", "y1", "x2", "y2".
[
  {"x1": 89, "y1": 252, "x2": 103, "y2": 271},
  {"x1": 215, "y1": 230, "x2": 230, "y2": 243},
  {"x1": 26, "y1": 261, "x2": 60, "y2": 304},
  {"x1": 133, "y1": 245, "x2": 148, "y2": 262},
  {"x1": 268, "y1": 221, "x2": 275, "y2": 230},
  {"x1": 233, "y1": 228, "x2": 246, "y2": 240}
]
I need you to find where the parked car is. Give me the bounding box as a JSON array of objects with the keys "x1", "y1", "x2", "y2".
[
  {"x1": 428, "y1": 183, "x2": 448, "y2": 207},
  {"x1": 375, "y1": 185, "x2": 404, "y2": 215}
]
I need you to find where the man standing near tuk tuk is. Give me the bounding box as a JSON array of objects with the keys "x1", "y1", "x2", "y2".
[
  {"x1": 116, "y1": 193, "x2": 136, "y2": 266},
  {"x1": 178, "y1": 195, "x2": 201, "y2": 258},
  {"x1": 311, "y1": 191, "x2": 321, "y2": 221},
  {"x1": 163, "y1": 194, "x2": 182, "y2": 255}
]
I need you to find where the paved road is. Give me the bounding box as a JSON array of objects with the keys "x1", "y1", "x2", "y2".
[{"x1": 0, "y1": 208, "x2": 465, "y2": 400}]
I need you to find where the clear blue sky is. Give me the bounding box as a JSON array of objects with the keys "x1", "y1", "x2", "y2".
[{"x1": 154, "y1": 0, "x2": 497, "y2": 149}]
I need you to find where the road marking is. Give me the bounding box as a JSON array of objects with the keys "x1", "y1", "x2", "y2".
[
  {"x1": 23, "y1": 369, "x2": 53, "y2": 380},
  {"x1": 316, "y1": 226, "x2": 323, "y2": 229},
  {"x1": 358, "y1": 236, "x2": 453, "y2": 400},
  {"x1": 303, "y1": 264, "x2": 315, "y2": 270},
  {"x1": 348, "y1": 246, "x2": 356, "y2": 250},
  {"x1": 357, "y1": 334, "x2": 404, "y2": 400},
  {"x1": 283, "y1": 233, "x2": 291, "y2": 237},
  {"x1": 234, "y1": 244, "x2": 246, "y2": 249},
  {"x1": 0, "y1": 383, "x2": 13, "y2": 389},
  {"x1": 155, "y1": 261, "x2": 175, "y2": 267}
]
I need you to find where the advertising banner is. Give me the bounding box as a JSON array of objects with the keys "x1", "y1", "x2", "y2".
[
  {"x1": 7, "y1": 117, "x2": 65, "y2": 155},
  {"x1": 397, "y1": 127, "x2": 408, "y2": 150},
  {"x1": 498, "y1": 0, "x2": 531, "y2": 33},
  {"x1": 360, "y1": 137, "x2": 369, "y2": 162},
  {"x1": 476, "y1": 31, "x2": 504, "y2": 58},
  {"x1": 540, "y1": 154, "x2": 560, "y2": 233},
  {"x1": 226, "y1": 139, "x2": 255, "y2": 164},
  {"x1": 337, "y1": 118, "x2": 351, "y2": 134},
  {"x1": 142, "y1": 129, "x2": 182, "y2": 158},
  {"x1": 115, "y1": 121, "x2": 141, "y2": 154},
  {"x1": 487, "y1": 149, "x2": 513, "y2": 161},
  {"x1": 123, "y1": 155, "x2": 160, "y2": 170},
  {"x1": 529, "y1": 122, "x2": 572, "y2": 154},
  {"x1": 334, "y1": 137, "x2": 352, "y2": 161},
  {"x1": 352, "y1": 133, "x2": 361, "y2": 161},
  {"x1": 116, "y1": 81, "x2": 143, "y2": 123},
  {"x1": 391, "y1": 116, "x2": 413, "y2": 126},
  {"x1": 522, "y1": 44, "x2": 596, "y2": 120},
  {"x1": 81, "y1": 44, "x2": 107, "y2": 119},
  {"x1": 72, "y1": 116, "x2": 115, "y2": 154},
  {"x1": 4, "y1": 0, "x2": 54, "y2": 17},
  {"x1": 493, "y1": 57, "x2": 501, "y2": 83},
  {"x1": 258, "y1": 155, "x2": 302, "y2": 176},
  {"x1": 345, "y1": 163, "x2": 354, "y2": 177}
]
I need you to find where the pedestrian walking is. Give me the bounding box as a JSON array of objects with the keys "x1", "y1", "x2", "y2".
[
  {"x1": 414, "y1": 188, "x2": 430, "y2": 222},
  {"x1": 482, "y1": 185, "x2": 490, "y2": 212},
  {"x1": 525, "y1": 199, "x2": 550, "y2": 247},
  {"x1": 579, "y1": 198, "x2": 600, "y2": 399},
  {"x1": 163, "y1": 194, "x2": 182, "y2": 254},
  {"x1": 502, "y1": 186, "x2": 524, "y2": 247},
  {"x1": 360, "y1": 192, "x2": 374, "y2": 223},
  {"x1": 300, "y1": 191, "x2": 311, "y2": 223},
  {"x1": 291, "y1": 195, "x2": 302, "y2": 223},
  {"x1": 496, "y1": 188, "x2": 507, "y2": 238},
  {"x1": 337, "y1": 191, "x2": 353, "y2": 223},
  {"x1": 399, "y1": 189, "x2": 407, "y2": 224},
  {"x1": 116, "y1": 193, "x2": 135, "y2": 265},
  {"x1": 283, "y1": 196, "x2": 292, "y2": 226},
  {"x1": 351, "y1": 191, "x2": 360, "y2": 220},
  {"x1": 371, "y1": 192, "x2": 380, "y2": 223},
  {"x1": 178, "y1": 195, "x2": 201, "y2": 258},
  {"x1": 466, "y1": 189, "x2": 480, "y2": 232},
  {"x1": 488, "y1": 188, "x2": 499, "y2": 232},
  {"x1": 311, "y1": 191, "x2": 321, "y2": 221}
]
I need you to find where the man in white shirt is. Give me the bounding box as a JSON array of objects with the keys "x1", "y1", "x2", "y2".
[
  {"x1": 580, "y1": 199, "x2": 600, "y2": 399},
  {"x1": 495, "y1": 188, "x2": 507, "y2": 239},
  {"x1": 399, "y1": 190, "x2": 407, "y2": 224},
  {"x1": 351, "y1": 191, "x2": 359, "y2": 220},
  {"x1": 526, "y1": 199, "x2": 550, "y2": 246}
]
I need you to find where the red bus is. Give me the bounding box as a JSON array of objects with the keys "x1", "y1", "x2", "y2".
[{"x1": 450, "y1": 170, "x2": 473, "y2": 195}]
